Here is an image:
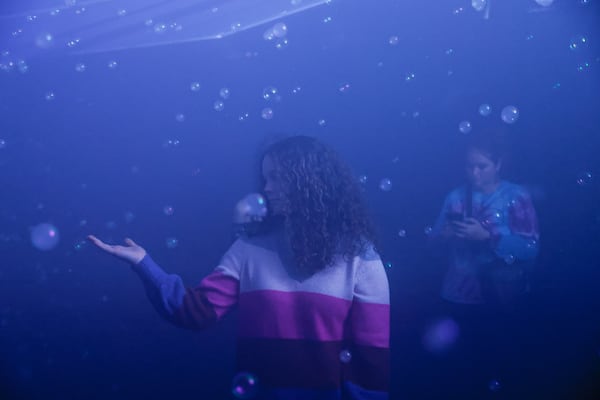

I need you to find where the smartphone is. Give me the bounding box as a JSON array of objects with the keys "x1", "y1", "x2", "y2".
[{"x1": 445, "y1": 212, "x2": 464, "y2": 222}]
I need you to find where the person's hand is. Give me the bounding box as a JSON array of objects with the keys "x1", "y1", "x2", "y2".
[
  {"x1": 451, "y1": 217, "x2": 491, "y2": 241},
  {"x1": 87, "y1": 235, "x2": 147, "y2": 265}
]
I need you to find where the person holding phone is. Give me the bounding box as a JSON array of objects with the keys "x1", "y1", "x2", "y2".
[
  {"x1": 88, "y1": 135, "x2": 390, "y2": 400},
  {"x1": 428, "y1": 131, "x2": 540, "y2": 397},
  {"x1": 431, "y1": 132, "x2": 540, "y2": 306}
]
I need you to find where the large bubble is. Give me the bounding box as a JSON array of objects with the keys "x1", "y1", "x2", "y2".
[
  {"x1": 1, "y1": 0, "x2": 332, "y2": 54},
  {"x1": 30, "y1": 223, "x2": 60, "y2": 251}
]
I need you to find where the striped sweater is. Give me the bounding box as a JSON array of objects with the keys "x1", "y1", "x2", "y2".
[{"x1": 131, "y1": 231, "x2": 390, "y2": 399}]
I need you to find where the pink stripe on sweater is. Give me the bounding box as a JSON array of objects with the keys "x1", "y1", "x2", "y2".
[
  {"x1": 239, "y1": 290, "x2": 352, "y2": 341},
  {"x1": 199, "y1": 272, "x2": 239, "y2": 318},
  {"x1": 350, "y1": 301, "x2": 390, "y2": 348}
]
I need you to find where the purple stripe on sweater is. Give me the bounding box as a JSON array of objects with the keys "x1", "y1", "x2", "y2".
[{"x1": 238, "y1": 290, "x2": 352, "y2": 341}]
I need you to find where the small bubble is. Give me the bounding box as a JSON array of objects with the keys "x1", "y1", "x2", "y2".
[
  {"x1": 318, "y1": 119, "x2": 326, "y2": 126},
  {"x1": 45, "y1": 92, "x2": 55, "y2": 101},
  {"x1": 219, "y1": 87, "x2": 230, "y2": 99},
  {"x1": 0, "y1": 139, "x2": 6, "y2": 149},
  {"x1": 117, "y1": 9, "x2": 127, "y2": 17},
  {"x1": 458, "y1": 121, "x2": 472, "y2": 134},
  {"x1": 190, "y1": 82, "x2": 201, "y2": 91},
  {"x1": 526, "y1": 34, "x2": 535, "y2": 41},
  {"x1": 338, "y1": 83, "x2": 351, "y2": 93},
  {"x1": 471, "y1": 0, "x2": 487, "y2": 12},
  {"x1": 66, "y1": 38, "x2": 80, "y2": 48},
  {"x1": 231, "y1": 372, "x2": 259, "y2": 399},
  {"x1": 388, "y1": 36, "x2": 399, "y2": 46},
  {"x1": 262, "y1": 86, "x2": 278, "y2": 101},
  {"x1": 175, "y1": 113, "x2": 185, "y2": 122},
  {"x1": 214, "y1": 100, "x2": 225, "y2": 111},
  {"x1": 500, "y1": 105, "x2": 519, "y2": 124},
  {"x1": 339, "y1": 349, "x2": 352, "y2": 363},
  {"x1": 488, "y1": 379, "x2": 502, "y2": 392},
  {"x1": 107, "y1": 60, "x2": 118, "y2": 69},
  {"x1": 238, "y1": 112, "x2": 250, "y2": 121},
  {"x1": 379, "y1": 178, "x2": 392, "y2": 192},
  {"x1": 424, "y1": 226, "x2": 433, "y2": 235},
  {"x1": 504, "y1": 254, "x2": 516, "y2": 265},
  {"x1": 445, "y1": 48, "x2": 454, "y2": 55},
  {"x1": 163, "y1": 205, "x2": 175, "y2": 216},
  {"x1": 552, "y1": 82, "x2": 561, "y2": 90},
  {"x1": 166, "y1": 237, "x2": 179, "y2": 249},
  {"x1": 323, "y1": 16, "x2": 333, "y2": 23},
  {"x1": 576, "y1": 61, "x2": 591, "y2": 72},
  {"x1": 576, "y1": 171, "x2": 593, "y2": 186},
  {"x1": 478, "y1": 104, "x2": 491, "y2": 116},
  {"x1": 405, "y1": 73, "x2": 416, "y2": 82},
  {"x1": 154, "y1": 23, "x2": 167, "y2": 33},
  {"x1": 453, "y1": 7, "x2": 465, "y2": 15},
  {"x1": 274, "y1": 39, "x2": 289, "y2": 50},
  {"x1": 261, "y1": 108, "x2": 274, "y2": 120},
  {"x1": 569, "y1": 35, "x2": 588, "y2": 51},
  {"x1": 398, "y1": 229, "x2": 407, "y2": 238},
  {"x1": 358, "y1": 175, "x2": 368, "y2": 184},
  {"x1": 163, "y1": 139, "x2": 180, "y2": 148},
  {"x1": 75, "y1": 63, "x2": 86, "y2": 72},
  {"x1": 73, "y1": 240, "x2": 87, "y2": 251}
]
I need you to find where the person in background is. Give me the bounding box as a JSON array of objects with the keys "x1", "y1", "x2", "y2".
[
  {"x1": 429, "y1": 131, "x2": 540, "y2": 398},
  {"x1": 88, "y1": 135, "x2": 390, "y2": 400}
]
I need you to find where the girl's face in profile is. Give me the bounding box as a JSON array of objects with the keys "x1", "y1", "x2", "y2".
[
  {"x1": 465, "y1": 148, "x2": 501, "y2": 192},
  {"x1": 262, "y1": 155, "x2": 288, "y2": 216}
]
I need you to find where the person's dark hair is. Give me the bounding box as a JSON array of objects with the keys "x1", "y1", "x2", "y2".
[
  {"x1": 464, "y1": 129, "x2": 508, "y2": 165},
  {"x1": 261, "y1": 135, "x2": 378, "y2": 277}
]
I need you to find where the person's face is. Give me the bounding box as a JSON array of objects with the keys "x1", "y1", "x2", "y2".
[
  {"x1": 262, "y1": 155, "x2": 287, "y2": 216},
  {"x1": 465, "y1": 149, "x2": 501, "y2": 191}
]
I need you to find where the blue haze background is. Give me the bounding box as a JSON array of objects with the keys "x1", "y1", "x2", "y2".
[{"x1": 0, "y1": 0, "x2": 599, "y2": 399}]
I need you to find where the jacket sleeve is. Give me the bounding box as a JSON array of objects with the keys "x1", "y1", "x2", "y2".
[{"x1": 488, "y1": 189, "x2": 540, "y2": 262}]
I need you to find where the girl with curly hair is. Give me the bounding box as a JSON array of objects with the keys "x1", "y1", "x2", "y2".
[{"x1": 88, "y1": 135, "x2": 390, "y2": 400}]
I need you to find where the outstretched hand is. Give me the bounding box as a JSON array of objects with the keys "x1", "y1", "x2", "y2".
[{"x1": 87, "y1": 235, "x2": 147, "y2": 265}]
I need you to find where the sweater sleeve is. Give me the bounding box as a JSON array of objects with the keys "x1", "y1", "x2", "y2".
[
  {"x1": 131, "y1": 239, "x2": 244, "y2": 330},
  {"x1": 343, "y1": 245, "x2": 390, "y2": 400}
]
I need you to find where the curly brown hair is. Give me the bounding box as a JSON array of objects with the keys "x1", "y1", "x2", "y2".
[{"x1": 260, "y1": 135, "x2": 379, "y2": 277}]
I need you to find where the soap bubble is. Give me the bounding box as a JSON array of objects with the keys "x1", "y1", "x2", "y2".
[
  {"x1": 45, "y1": 92, "x2": 55, "y2": 101},
  {"x1": 358, "y1": 175, "x2": 368, "y2": 184},
  {"x1": 388, "y1": 36, "x2": 399, "y2": 45},
  {"x1": 398, "y1": 229, "x2": 407, "y2": 238},
  {"x1": 534, "y1": 0, "x2": 554, "y2": 6},
  {"x1": 471, "y1": 0, "x2": 487, "y2": 12},
  {"x1": 163, "y1": 205, "x2": 175, "y2": 216},
  {"x1": 75, "y1": 63, "x2": 86, "y2": 72},
  {"x1": 220, "y1": 88, "x2": 230, "y2": 99},
  {"x1": 190, "y1": 82, "x2": 201, "y2": 92},
  {"x1": 214, "y1": 100, "x2": 225, "y2": 111},
  {"x1": 271, "y1": 22, "x2": 288, "y2": 38},
  {"x1": 35, "y1": 33, "x2": 55, "y2": 49},
  {"x1": 231, "y1": 372, "x2": 259, "y2": 399},
  {"x1": 478, "y1": 104, "x2": 491, "y2": 116},
  {"x1": 576, "y1": 171, "x2": 593, "y2": 186},
  {"x1": 339, "y1": 349, "x2": 352, "y2": 363},
  {"x1": 488, "y1": 379, "x2": 502, "y2": 392},
  {"x1": 379, "y1": 178, "x2": 392, "y2": 192},
  {"x1": 569, "y1": 35, "x2": 588, "y2": 51},
  {"x1": 261, "y1": 108, "x2": 274, "y2": 120},
  {"x1": 504, "y1": 254, "x2": 516, "y2": 265},
  {"x1": 31, "y1": 223, "x2": 60, "y2": 251},
  {"x1": 0, "y1": 139, "x2": 6, "y2": 149},
  {"x1": 166, "y1": 237, "x2": 179, "y2": 249},
  {"x1": 500, "y1": 106, "x2": 519, "y2": 124},
  {"x1": 107, "y1": 60, "x2": 118, "y2": 69},
  {"x1": 262, "y1": 86, "x2": 278, "y2": 101},
  {"x1": 175, "y1": 113, "x2": 185, "y2": 122},
  {"x1": 458, "y1": 121, "x2": 472, "y2": 134},
  {"x1": 239, "y1": 193, "x2": 268, "y2": 219}
]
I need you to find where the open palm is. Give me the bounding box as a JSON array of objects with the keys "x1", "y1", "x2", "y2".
[{"x1": 87, "y1": 235, "x2": 147, "y2": 265}]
